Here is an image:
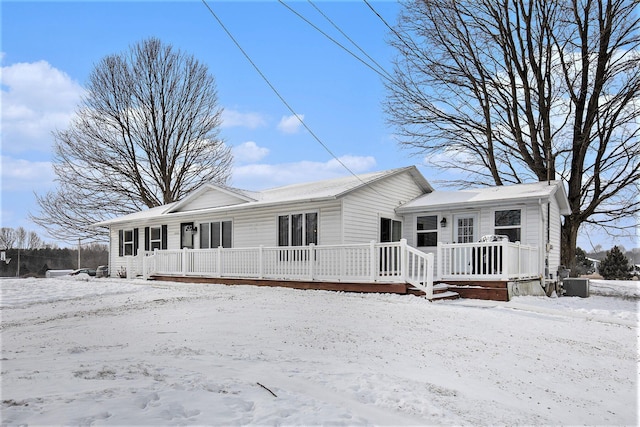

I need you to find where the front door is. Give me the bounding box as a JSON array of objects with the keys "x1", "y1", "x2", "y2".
[
  {"x1": 181, "y1": 222, "x2": 195, "y2": 249},
  {"x1": 453, "y1": 214, "x2": 478, "y2": 274}
]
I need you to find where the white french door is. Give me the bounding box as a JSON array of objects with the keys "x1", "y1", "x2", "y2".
[{"x1": 453, "y1": 214, "x2": 478, "y2": 274}]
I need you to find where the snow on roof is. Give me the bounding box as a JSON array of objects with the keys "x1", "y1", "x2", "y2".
[
  {"x1": 94, "y1": 166, "x2": 429, "y2": 227},
  {"x1": 398, "y1": 180, "x2": 570, "y2": 214}
]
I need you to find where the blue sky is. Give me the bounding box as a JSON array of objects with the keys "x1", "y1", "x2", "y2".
[{"x1": 1, "y1": 1, "x2": 635, "y2": 251}]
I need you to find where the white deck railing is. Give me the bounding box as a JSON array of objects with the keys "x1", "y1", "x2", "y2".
[
  {"x1": 437, "y1": 241, "x2": 539, "y2": 281},
  {"x1": 138, "y1": 240, "x2": 434, "y2": 297}
]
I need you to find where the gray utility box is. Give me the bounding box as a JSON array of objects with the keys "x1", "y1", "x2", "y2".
[{"x1": 563, "y1": 278, "x2": 590, "y2": 298}]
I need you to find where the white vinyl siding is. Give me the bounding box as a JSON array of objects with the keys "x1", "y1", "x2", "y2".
[{"x1": 343, "y1": 171, "x2": 426, "y2": 244}]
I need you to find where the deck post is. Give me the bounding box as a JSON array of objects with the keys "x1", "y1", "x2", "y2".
[
  {"x1": 258, "y1": 245, "x2": 264, "y2": 279},
  {"x1": 308, "y1": 243, "x2": 315, "y2": 280},
  {"x1": 426, "y1": 252, "x2": 434, "y2": 299},
  {"x1": 181, "y1": 248, "x2": 187, "y2": 276},
  {"x1": 217, "y1": 246, "x2": 223, "y2": 277},
  {"x1": 436, "y1": 242, "x2": 442, "y2": 281},
  {"x1": 369, "y1": 241, "x2": 376, "y2": 282},
  {"x1": 400, "y1": 239, "x2": 408, "y2": 282},
  {"x1": 501, "y1": 240, "x2": 509, "y2": 280}
]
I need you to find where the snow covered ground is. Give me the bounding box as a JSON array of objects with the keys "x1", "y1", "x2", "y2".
[{"x1": 1, "y1": 276, "x2": 637, "y2": 426}]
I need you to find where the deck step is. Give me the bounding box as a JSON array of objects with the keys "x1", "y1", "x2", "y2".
[
  {"x1": 406, "y1": 283, "x2": 460, "y2": 300},
  {"x1": 430, "y1": 291, "x2": 461, "y2": 301}
]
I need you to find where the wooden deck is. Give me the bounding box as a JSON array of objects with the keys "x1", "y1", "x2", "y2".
[{"x1": 150, "y1": 275, "x2": 459, "y2": 300}]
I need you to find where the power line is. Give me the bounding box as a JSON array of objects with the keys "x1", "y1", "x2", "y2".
[
  {"x1": 200, "y1": 0, "x2": 375, "y2": 189},
  {"x1": 307, "y1": 0, "x2": 393, "y2": 82},
  {"x1": 278, "y1": 0, "x2": 393, "y2": 83}
]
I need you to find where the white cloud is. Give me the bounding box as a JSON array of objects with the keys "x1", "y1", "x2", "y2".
[
  {"x1": 277, "y1": 114, "x2": 305, "y2": 134},
  {"x1": 232, "y1": 141, "x2": 270, "y2": 163},
  {"x1": 221, "y1": 109, "x2": 268, "y2": 129},
  {"x1": 231, "y1": 155, "x2": 376, "y2": 190},
  {"x1": 0, "y1": 155, "x2": 55, "y2": 192},
  {"x1": 1, "y1": 60, "x2": 84, "y2": 153}
]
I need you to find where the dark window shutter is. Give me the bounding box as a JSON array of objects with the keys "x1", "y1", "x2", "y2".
[
  {"x1": 133, "y1": 228, "x2": 139, "y2": 255},
  {"x1": 161, "y1": 225, "x2": 168, "y2": 249},
  {"x1": 118, "y1": 230, "x2": 124, "y2": 257},
  {"x1": 145, "y1": 227, "x2": 150, "y2": 251}
]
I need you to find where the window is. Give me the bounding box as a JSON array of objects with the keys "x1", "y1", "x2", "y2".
[
  {"x1": 456, "y1": 216, "x2": 475, "y2": 243},
  {"x1": 145, "y1": 225, "x2": 167, "y2": 251},
  {"x1": 278, "y1": 213, "x2": 317, "y2": 246},
  {"x1": 199, "y1": 221, "x2": 232, "y2": 248},
  {"x1": 494, "y1": 209, "x2": 521, "y2": 242},
  {"x1": 416, "y1": 216, "x2": 438, "y2": 247},
  {"x1": 118, "y1": 228, "x2": 139, "y2": 256},
  {"x1": 380, "y1": 218, "x2": 402, "y2": 242}
]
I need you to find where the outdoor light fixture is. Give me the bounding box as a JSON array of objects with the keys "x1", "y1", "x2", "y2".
[{"x1": 440, "y1": 217, "x2": 447, "y2": 227}]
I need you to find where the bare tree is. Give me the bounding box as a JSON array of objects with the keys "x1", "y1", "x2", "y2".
[
  {"x1": 32, "y1": 37, "x2": 233, "y2": 243},
  {"x1": 27, "y1": 231, "x2": 44, "y2": 250},
  {"x1": 386, "y1": 0, "x2": 640, "y2": 271},
  {"x1": 15, "y1": 227, "x2": 27, "y2": 250},
  {"x1": 0, "y1": 227, "x2": 17, "y2": 249}
]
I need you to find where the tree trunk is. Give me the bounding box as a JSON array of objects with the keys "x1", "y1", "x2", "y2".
[{"x1": 561, "y1": 218, "x2": 580, "y2": 277}]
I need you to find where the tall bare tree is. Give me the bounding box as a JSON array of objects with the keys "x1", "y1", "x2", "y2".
[
  {"x1": 386, "y1": 0, "x2": 639, "y2": 271},
  {"x1": 32, "y1": 37, "x2": 233, "y2": 242}
]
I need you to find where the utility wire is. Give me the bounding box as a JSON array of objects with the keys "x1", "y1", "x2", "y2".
[
  {"x1": 200, "y1": 0, "x2": 375, "y2": 188},
  {"x1": 279, "y1": 0, "x2": 393, "y2": 83},
  {"x1": 363, "y1": 0, "x2": 414, "y2": 55},
  {"x1": 307, "y1": 0, "x2": 393, "y2": 82}
]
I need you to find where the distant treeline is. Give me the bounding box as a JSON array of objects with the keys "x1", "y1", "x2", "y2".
[{"x1": 0, "y1": 246, "x2": 108, "y2": 278}]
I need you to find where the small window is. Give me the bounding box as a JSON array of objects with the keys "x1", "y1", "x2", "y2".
[
  {"x1": 416, "y1": 216, "x2": 438, "y2": 247},
  {"x1": 199, "y1": 221, "x2": 233, "y2": 248},
  {"x1": 119, "y1": 228, "x2": 139, "y2": 256},
  {"x1": 124, "y1": 230, "x2": 134, "y2": 255},
  {"x1": 278, "y1": 213, "x2": 318, "y2": 246},
  {"x1": 380, "y1": 218, "x2": 402, "y2": 243},
  {"x1": 494, "y1": 209, "x2": 521, "y2": 242},
  {"x1": 149, "y1": 226, "x2": 162, "y2": 251}
]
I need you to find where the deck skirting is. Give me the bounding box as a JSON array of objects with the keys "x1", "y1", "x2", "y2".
[{"x1": 150, "y1": 275, "x2": 410, "y2": 295}]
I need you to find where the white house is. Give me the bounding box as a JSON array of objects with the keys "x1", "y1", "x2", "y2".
[{"x1": 95, "y1": 166, "x2": 570, "y2": 300}]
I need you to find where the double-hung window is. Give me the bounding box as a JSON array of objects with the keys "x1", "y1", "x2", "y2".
[
  {"x1": 278, "y1": 213, "x2": 317, "y2": 246},
  {"x1": 494, "y1": 209, "x2": 521, "y2": 242},
  {"x1": 416, "y1": 215, "x2": 438, "y2": 247},
  {"x1": 145, "y1": 225, "x2": 167, "y2": 251},
  {"x1": 199, "y1": 221, "x2": 232, "y2": 248},
  {"x1": 118, "y1": 228, "x2": 139, "y2": 256}
]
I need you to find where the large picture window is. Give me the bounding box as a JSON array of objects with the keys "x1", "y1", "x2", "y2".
[
  {"x1": 278, "y1": 212, "x2": 317, "y2": 246},
  {"x1": 199, "y1": 221, "x2": 232, "y2": 248},
  {"x1": 494, "y1": 209, "x2": 521, "y2": 242},
  {"x1": 416, "y1": 215, "x2": 438, "y2": 247}
]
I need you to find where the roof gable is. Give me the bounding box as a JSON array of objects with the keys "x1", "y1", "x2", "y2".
[{"x1": 167, "y1": 183, "x2": 257, "y2": 213}]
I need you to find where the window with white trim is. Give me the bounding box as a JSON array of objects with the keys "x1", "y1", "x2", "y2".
[
  {"x1": 278, "y1": 213, "x2": 317, "y2": 246},
  {"x1": 199, "y1": 221, "x2": 232, "y2": 248},
  {"x1": 416, "y1": 215, "x2": 438, "y2": 247},
  {"x1": 494, "y1": 209, "x2": 521, "y2": 242},
  {"x1": 380, "y1": 218, "x2": 402, "y2": 242},
  {"x1": 145, "y1": 225, "x2": 167, "y2": 251},
  {"x1": 118, "y1": 228, "x2": 139, "y2": 256}
]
